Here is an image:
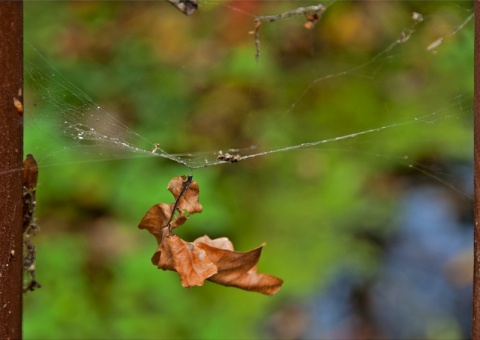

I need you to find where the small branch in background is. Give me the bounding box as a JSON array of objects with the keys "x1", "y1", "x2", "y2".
[
  {"x1": 426, "y1": 11, "x2": 473, "y2": 53},
  {"x1": 250, "y1": 4, "x2": 326, "y2": 61},
  {"x1": 166, "y1": 0, "x2": 198, "y2": 16},
  {"x1": 255, "y1": 4, "x2": 326, "y2": 24}
]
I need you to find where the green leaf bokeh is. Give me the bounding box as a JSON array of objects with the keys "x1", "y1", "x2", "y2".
[{"x1": 22, "y1": 1, "x2": 472, "y2": 339}]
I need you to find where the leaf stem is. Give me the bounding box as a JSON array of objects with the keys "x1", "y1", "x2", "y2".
[{"x1": 165, "y1": 175, "x2": 193, "y2": 232}]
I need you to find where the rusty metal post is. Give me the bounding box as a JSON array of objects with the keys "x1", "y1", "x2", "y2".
[
  {"x1": 473, "y1": 1, "x2": 480, "y2": 339},
  {"x1": 0, "y1": 1, "x2": 24, "y2": 338}
]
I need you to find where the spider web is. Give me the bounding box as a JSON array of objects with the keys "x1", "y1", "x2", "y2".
[
  {"x1": 13, "y1": 2, "x2": 475, "y2": 339},
  {"x1": 20, "y1": 0, "x2": 473, "y2": 195}
]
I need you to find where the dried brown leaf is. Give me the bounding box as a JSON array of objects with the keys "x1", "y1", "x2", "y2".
[
  {"x1": 23, "y1": 154, "x2": 38, "y2": 190},
  {"x1": 151, "y1": 228, "x2": 218, "y2": 286},
  {"x1": 167, "y1": 176, "x2": 203, "y2": 219},
  {"x1": 151, "y1": 232, "x2": 283, "y2": 295},
  {"x1": 195, "y1": 236, "x2": 283, "y2": 296},
  {"x1": 138, "y1": 203, "x2": 172, "y2": 242},
  {"x1": 23, "y1": 154, "x2": 39, "y2": 233},
  {"x1": 140, "y1": 176, "x2": 283, "y2": 295},
  {"x1": 194, "y1": 235, "x2": 234, "y2": 251},
  {"x1": 138, "y1": 176, "x2": 202, "y2": 238}
]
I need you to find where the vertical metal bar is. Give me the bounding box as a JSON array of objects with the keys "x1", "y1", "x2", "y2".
[
  {"x1": 0, "y1": 1, "x2": 24, "y2": 338},
  {"x1": 473, "y1": 1, "x2": 480, "y2": 339}
]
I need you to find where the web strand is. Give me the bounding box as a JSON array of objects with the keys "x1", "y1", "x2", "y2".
[{"x1": 20, "y1": 2, "x2": 473, "y2": 190}]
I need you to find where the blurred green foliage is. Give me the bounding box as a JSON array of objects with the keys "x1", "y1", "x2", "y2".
[{"x1": 21, "y1": 1, "x2": 472, "y2": 338}]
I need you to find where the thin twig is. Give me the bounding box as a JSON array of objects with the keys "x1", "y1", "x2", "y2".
[
  {"x1": 165, "y1": 175, "x2": 193, "y2": 232},
  {"x1": 251, "y1": 4, "x2": 326, "y2": 61},
  {"x1": 255, "y1": 4, "x2": 326, "y2": 24},
  {"x1": 426, "y1": 12, "x2": 473, "y2": 52}
]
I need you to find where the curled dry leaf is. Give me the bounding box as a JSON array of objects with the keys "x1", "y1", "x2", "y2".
[
  {"x1": 139, "y1": 176, "x2": 202, "y2": 241},
  {"x1": 167, "y1": 175, "x2": 203, "y2": 223},
  {"x1": 195, "y1": 235, "x2": 283, "y2": 296},
  {"x1": 138, "y1": 176, "x2": 283, "y2": 295},
  {"x1": 23, "y1": 154, "x2": 38, "y2": 190},
  {"x1": 23, "y1": 154, "x2": 38, "y2": 233},
  {"x1": 151, "y1": 229, "x2": 218, "y2": 288}
]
